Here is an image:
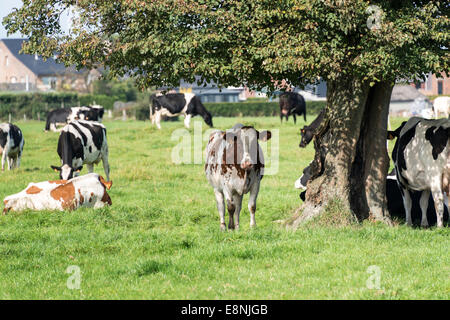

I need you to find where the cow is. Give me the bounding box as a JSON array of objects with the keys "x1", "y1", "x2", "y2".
[
  {"x1": 0, "y1": 123, "x2": 25, "y2": 171},
  {"x1": 433, "y1": 96, "x2": 450, "y2": 119},
  {"x1": 150, "y1": 93, "x2": 213, "y2": 129},
  {"x1": 299, "y1": 108, "x2": 325, "y2": 148},
  {"x1": 3, "y1": 173, "x2": 112, "y2": 213},
  {"x1": 295, "y1": 164, "x2": 449, "y2": 226},
  {"x1": 279, "y1": 92, "x2": 307, "y2": 124},
  {"x1": 71, "y1": 105, "x2": 105, "y2": 123},
  {"x1": 45, "y1": 108, "x2": 72, "y2": 132},
  {"x1": 51, "y1": 120, "x2": 110, "y2": 181},
  {"x1": 389, "y1": 117, "x2": 450, "y2": 227},
  {"x1": 205, "y1": 124, "x2": 271, "y2": 230}
]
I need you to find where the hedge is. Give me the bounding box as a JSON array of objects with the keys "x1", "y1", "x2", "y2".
[{"x1": 0, "y1": 92, "x2": 119, "y2": 121}]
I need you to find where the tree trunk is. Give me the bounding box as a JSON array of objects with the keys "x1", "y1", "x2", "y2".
[{"x1": 289, "y1": 76, "x2": 394, "y2": 229}]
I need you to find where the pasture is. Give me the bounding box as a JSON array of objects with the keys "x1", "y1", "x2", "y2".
[{"x1": 0, "y1": 116, "x2": 448, "y2": 299}]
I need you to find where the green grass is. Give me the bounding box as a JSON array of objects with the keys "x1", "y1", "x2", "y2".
[{"x1": 0, "y1": 116, "x2": 448, "y2": 299}]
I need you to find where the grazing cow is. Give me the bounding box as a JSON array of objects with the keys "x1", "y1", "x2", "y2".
[
  {"x1": 279, "y1": 92, "x2": 307, "y2": 124},
  {"x1": 3, "y1": 173, "x2": 112, "y2": 213},
  {"x1": 45, "y1": 108, "x2": 72, "y2": 132},
  {"x1": 434, "y1": 96, "x2": 450, "y2": 119},
  {"x1": 0, "y1": 123, "x2": 25, "y2": 171},
  {"x1": 51, "y1": 120, "x2": 110, "y2": 181},
  {"x1": 389, "y1": 117, "x2": 450, "y2": 227},
  {"x1": 205, "y1": 124, "x2": 271, "y2": 230},
  {"x1": 299, "y1": 108, "x2": 325, "y2": 148},
  {"x1": 151, "y1": 93, "x2": 213, "y2": 129},
  {"x1": 72, "y1": 105, "x2": 105, "y2": 123}
]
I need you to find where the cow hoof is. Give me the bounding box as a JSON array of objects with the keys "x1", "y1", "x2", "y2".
[
  {"x1": 421, "y1": 222, "x2": 429, "y2": 228},
  {"x1": 220, "y1": 223, "x2": 226, "y2": 231}
]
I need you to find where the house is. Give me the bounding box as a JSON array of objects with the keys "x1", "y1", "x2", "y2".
[
  {"x1": 0, "y1": 38, "x2": 101, "y2": 92},
  {"x1": 411, "y1": 72, "x2": 450, "y2": 96},
  {"x1": 389, "y1": 84, "x2": 432, "y2": 117}
]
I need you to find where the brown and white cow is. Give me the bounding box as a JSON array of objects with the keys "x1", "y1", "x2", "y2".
[
  {"x1": 205, "y1": 124, "x2": 271, "y2": 230},
  {"x1": 3, "y1": 173, "x2": 112, "y2": 214}
]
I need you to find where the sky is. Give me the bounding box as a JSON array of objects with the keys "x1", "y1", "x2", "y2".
[{"x1": 0, "y1": 0, "x2": 71, "y2": 39}]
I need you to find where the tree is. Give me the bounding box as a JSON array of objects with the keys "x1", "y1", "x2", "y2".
[{"x1": 5, "y1": 0, "x2": 448, "y2": 225}]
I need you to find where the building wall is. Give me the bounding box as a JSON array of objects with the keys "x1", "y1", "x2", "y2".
[
  {"x1": 411, "y1": 72, "x2": 450, "y2": 96},
  {"x1": 0, "y1": 41, "x2": 39, "y2": 87}
]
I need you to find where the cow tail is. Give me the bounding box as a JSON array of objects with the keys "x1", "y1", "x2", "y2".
[
  {"x1": 45, "y1": 117, "x2": 50, "y2": 131},
  {"x1": 304, "y1": 112, "x2": 307, "y2": 122}
]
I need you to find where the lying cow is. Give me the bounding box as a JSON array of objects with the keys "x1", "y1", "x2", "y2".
[
  {"x1": 51, "y1": 120, "x2": 110, "y2": 181},
  {"x1": 389, "y1": 117, "x2": 450, "y2": 227},
  {"x1": 3, "y1": 173, "x2": 112, "y2": 213},
  {"x1": 151, "y1": 93, "x2": 213, "y2": 129},
  {"x1": 205, "y1": 124, "x2": 271, "y2": 230},
  {"x1": 0, "y1": 123, "x2": 25, "y2": 171},
  {"x1": 299, "y1": 108, "x2": 325, "y2": 148},
  {"x1": 279, "y1": 92, "x2": 307, "y2": 124},
  {"x1": 433, "y1": 96, "x2": 450, "y2": 119}
]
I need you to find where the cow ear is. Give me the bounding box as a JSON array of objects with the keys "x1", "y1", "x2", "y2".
[
  {"x1": 75, "y1": 166, "x2": 83, "y2": 173},
  {"x1": 387, "y1": 131, "x2": 395, "y2": 140},
  {"x1": 51, "y1": 165, "x2": 61, "y2": 172},
  {"x1": 258, "y1": 130, "x2": 272, "y2": 141}
]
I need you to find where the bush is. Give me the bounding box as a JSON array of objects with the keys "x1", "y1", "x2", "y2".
[
  {"x1": 78, "y1": 94, "x2": 117, "y2": 110},
  {"x1": 131, "y1": 100, "x2": 326, "y2": 120}
]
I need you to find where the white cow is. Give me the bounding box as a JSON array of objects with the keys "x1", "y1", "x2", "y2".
[{"x1": 434, "y1": 96, "x2": 450, "y2": 119}]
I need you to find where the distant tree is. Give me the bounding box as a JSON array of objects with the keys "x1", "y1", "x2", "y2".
[{"x1": 4, "y1": 1, "x2": 448, "y2": 225}]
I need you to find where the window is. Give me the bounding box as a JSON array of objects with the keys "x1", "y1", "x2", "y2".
[
  {"x1": 10, "y1": 76, "x2": 17, "y2": 83},
  {"x1": 438, "y1": 81, "x2": 443, "y2": 95}
]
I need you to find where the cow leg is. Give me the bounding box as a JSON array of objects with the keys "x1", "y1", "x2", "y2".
[
  {"x1": 214, "y1": 190, "x2": 226, "y2": 231},
  {"x1": 293, "y1": 114, "x2": 297, "y2": 124},
  {"x1": 280, "y1": 114, "x2": 283, "y2": 123},
  {"x1": 155, "y1": 111, "x2": 162, "y2": 130},
  {"x1": 248, "y1": 181, "x2": 260, "y2": 228},
  {"x1": 232, "y1": 194, "x2": 243, "y2": 231},
  {"x1": 184, "y1": 114, "x2": 192, "y2": 129},
  {"x1": 7, "y1": 156, "x2": 12, "y2": 171},
  {"x1": 431, "y1": 190, "x2": 445, "y2": 228},
  {"x1": 401, "y1": 188, "x2": 413, "y2": 226},
  {"x1": 419, "y1": 190, "x2": 430, "y2": 228},
  {"x1": 1, "y1": 149, "x2": 7, "y2": 171},
  {"x1": 226, "y1": 195, "x2": 235, "y2": 230}
]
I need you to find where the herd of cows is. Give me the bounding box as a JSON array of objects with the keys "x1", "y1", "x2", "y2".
[{"x1": 0, "y1": 91, "x2": 449, "y2": 228}]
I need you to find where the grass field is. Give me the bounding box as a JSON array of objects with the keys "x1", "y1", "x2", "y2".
[{"x1": 0, "y1": 116, "x2": 448, "y2": 299}]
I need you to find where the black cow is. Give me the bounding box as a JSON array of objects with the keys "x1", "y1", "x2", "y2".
[
  {"x1": 51, "y1": 120, "x2": 110, "y2": 181},
  {"x1": 299, "y1": 108, "x2": 325, "y2": 148},
  {"x1": 279, "y1": 92, "x2": 307, "y2": 124},
  {"x1": 151, "y1": 93, "x2": 213, "y2": 129},
  {"x1": 45, "y1": 108, "x2": 72, "y2": 132},
  {"x1": 0, "y1": 123, "x2": 25, "y2": 171}
]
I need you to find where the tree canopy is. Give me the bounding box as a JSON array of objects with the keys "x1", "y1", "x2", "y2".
[{"x1": 3, "y1": 0, "x2": 449, "y2": 91}]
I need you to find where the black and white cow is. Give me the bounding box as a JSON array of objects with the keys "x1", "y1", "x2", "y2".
[
  {"x1": 205, "y1": 124, "x2": 271, "y2": 230},
  {"x1": 388, "y1": 117, "x2": 449, "y2": 227},
  {"x1": 295, "y1": 164, "x2": 449, "y2": 225},
  {"x1": 46, "y1": 105, "x2": 105, "y2": 132},
  {"x1": 51, "y1": 120, "x2": 110, "y2": 181},
  {"x1": 0, "y1": 123, "x2": 25, "y2": 171},
  {"x1": 279, "y1": 92, "x2": 307, "y2": 124},
  {"x1": 151, "y1": 93, "x2": 213, "y2": 129},
  {"x1": 299, "y1": 108, "x2": 325, "y2": 148}
]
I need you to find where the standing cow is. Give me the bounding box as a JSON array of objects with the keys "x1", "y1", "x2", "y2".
[
  {"x1": 389, "y1": 117, "x2": 450, "y2": 228},
  {"x1": 205, "y1": 124, "x2": 271, "y2": 230},
  {"x1": 51, "y1": 120, "x2": 110, "y2": 181},
  {"x1": 433, "y1": 96, "x2": 450, "y2": 119},
  {"x1": 151, "y1": 93, "x2": 213, "y2": 129},
  {"x1": 279, "y1": 92, "x2": 307, "y2": 124},
  {"x1": 0, "y1": 123, "x2": 25, "y2": 171}
]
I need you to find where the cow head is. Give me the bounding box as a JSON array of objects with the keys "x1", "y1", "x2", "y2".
[
  {"x1": 223, "y1": 126, "x2": 271, "y2": 171},
  {"x1": 299, "y1": 127, "x2": 313, "y2": 148},
  {"x1": 204, "y1": 112, "x2": 213, "y2": 127},
  {"x1": 51, "y1": 164, "x2": 83, "y2": 180}
]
